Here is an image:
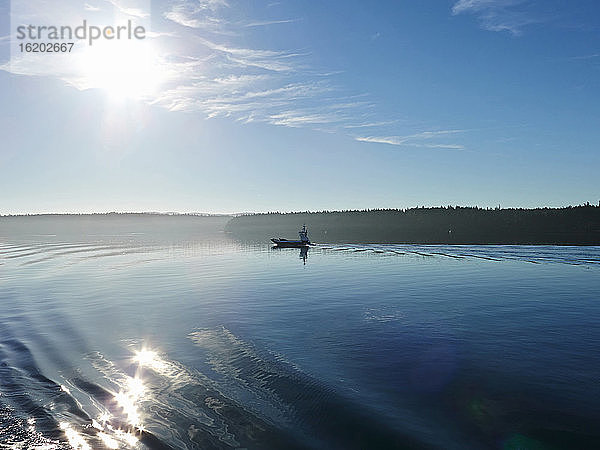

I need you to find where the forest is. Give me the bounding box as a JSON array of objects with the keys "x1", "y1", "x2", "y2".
[{"x1": 225, "y1": 205, "x2": 600, "y2": 245}]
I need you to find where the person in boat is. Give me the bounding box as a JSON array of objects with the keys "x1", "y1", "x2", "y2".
[{"x1": 271, "y1": 225, "x2": 311, "y2": 247}]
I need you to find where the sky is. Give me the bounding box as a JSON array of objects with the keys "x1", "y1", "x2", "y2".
[{"x1": 0, "y1": 0, "x2": 599, "y2": 214}]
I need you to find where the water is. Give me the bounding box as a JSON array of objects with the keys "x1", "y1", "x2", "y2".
[{"x1": 1, "y1": 216, "x2": 599, "y2": 449}]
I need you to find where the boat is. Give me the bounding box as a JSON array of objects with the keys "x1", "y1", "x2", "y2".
[{"x1": 271, "y1": 225, "x2": 311, "y2": 247}]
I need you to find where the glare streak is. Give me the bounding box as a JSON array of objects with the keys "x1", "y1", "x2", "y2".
[{"x1": 59, "y1": 422, "x2": 91, "y2": 450}]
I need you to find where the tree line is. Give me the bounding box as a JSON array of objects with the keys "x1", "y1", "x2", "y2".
[{"x1": 225, "y1": 205, "x2": 600, "y2": 245}]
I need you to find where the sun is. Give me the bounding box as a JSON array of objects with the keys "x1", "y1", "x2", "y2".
[{"x1": 77, "y1": 39, "x2": 169, "y2": 100}]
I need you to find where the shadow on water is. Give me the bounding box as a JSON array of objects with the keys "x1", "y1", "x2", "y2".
[{"x1": 271, "y1": 245, "x2": 310, "y2": 265}]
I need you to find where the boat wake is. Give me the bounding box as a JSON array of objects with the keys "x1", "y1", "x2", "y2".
[{"x1": 314, "y1": 244, "x2": 600, "y2": 266}]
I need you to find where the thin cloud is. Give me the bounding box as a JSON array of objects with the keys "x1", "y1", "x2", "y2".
[
  {"x1": 356, "y1": 136, "x2": 405, "y2": 146},
  {"x1": 410, "y1": 130, "x2": 466, "y2": 138},
  {"x1": 164, "y1": 0, "x2": 230, "y2": 32},
  {"x1": 194, "y1": 36, "x2": 300, "y2": 72},
  {"x1": 84, "y1": 3, "x2": 101, "y2": 12},
  {"x1": 419, "y1": 143, "x2": 465, "y2": 149},
  {"x1": 200, "y1": 0, "x2": 229, "y2": 10},
  {"x1": 269, "y1": 111, "x2": 344, "y2": 127},
  {"x1": 569, "y1": 53, "x2": 599, "y2": 60},
  {"x1": 1, "y1": 0, "x2": 466, "y2": 152},
  {"x1": 165, "y1": 9, "x2": 202, "y2": 28},
  {"x1": 145, "y1": 31, "x2": 177, "y2": 38},
  {"x1": 105, "y1": 0, "x2": 149, "y2": 18},
  {"x1": 165, "y1": 9, "x2": 224, "y2": 31},
  {"x1": 355, "y1": 130, "x2": 466, "y2": 149},
  {"x1": 344, "y1": 120, "x2": 400, "y2": 129},
  {"x1": 244, "y1": 19, "x2": 298, "y2": 27},
  {"x1": 451, "y1": 0, "x2": 539, "y2": 35}
]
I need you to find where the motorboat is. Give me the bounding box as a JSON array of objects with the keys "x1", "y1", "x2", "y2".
[{"x1": 271, "y1": 225, "x2": 311, "y2": 247}]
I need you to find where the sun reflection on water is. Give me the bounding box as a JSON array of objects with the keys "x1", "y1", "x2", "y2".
[
  {"x1": 90, "y1": 405, "x2": 141, "y2": 448},
  {"x1": 91, "y1": 346, "x2": 166, "y2": 445},
  {"x1": 116, "y1": 428, "x2": 140, "y2": 446},
  {"x1": 114, "y1": 376, "x2": 145, "y2": 429},
  {"x1": 74, "y1": 348, "x2": 162, "y2": 448},
  {"x1": 60, "y1": 422, "x2": 91, "y2": 450},
  {"x1": 59, "y1": 344, "x2": 187, "y2": 448},
  {"x1": 97, "y1": 431, "x2": 119, "y2": 449},
  {"x1": 133, "y1": 348, "x2": 168, "y2": 373}
]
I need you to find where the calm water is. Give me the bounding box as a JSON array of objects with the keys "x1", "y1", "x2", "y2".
[{"x1": 1, "y1": 216, "x2": 599, "y2": 449}]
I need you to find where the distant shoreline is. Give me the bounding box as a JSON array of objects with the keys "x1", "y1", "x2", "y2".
[
  {"x1": 226, "y1": 205, "x2": 600, "y2": 246},
  {"x1": 2, "y1": 203, "x2": 600, "y2": 219},
  {"x1": 0, "y1": 212, "x2": 233, "y2": 218},
  {"x1": 2, "y1": 206, "x2": 600, "y2": 245}
]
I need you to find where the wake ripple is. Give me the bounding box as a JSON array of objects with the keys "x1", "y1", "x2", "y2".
[
  {"x1": 187, "y1": 326, "x2": 429, "y2": 449},
  {"x1": 0, "y1": 331, "x2": 172, "y2": 449},
  {"x1": 313, "y1": 244, "x2": 600, "y2": 266}
]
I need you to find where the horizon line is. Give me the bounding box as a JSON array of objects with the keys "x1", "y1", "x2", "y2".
[{"x1": 2, "y1": 202, "x2": 600, "y2": 217}]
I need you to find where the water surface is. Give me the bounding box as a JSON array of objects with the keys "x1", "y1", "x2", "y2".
[{"x1": 1, "y1": 216, "x2": 599, "y2": 449}]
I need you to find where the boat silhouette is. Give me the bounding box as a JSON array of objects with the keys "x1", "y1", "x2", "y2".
[{"x1": 271, "y1": 224, "x2": 311, "y2": 247}]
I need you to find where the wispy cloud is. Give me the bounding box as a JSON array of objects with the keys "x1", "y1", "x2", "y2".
[
  {"x1": 2, "y1": 0, "x2": 464, "y2": 152},
  {"x1": 344, "y1": 120, "x2": 399, "y2": 129},
  {"x1": 165, "y1": 9, "x2": 225, "y2": 32},
  {"x1": 243, "y1": 19, "x2": 298, "y2": 28},
  {"x1": 356, "y1": 136, "x2": 403, "y2": 145},
  {"x1": 269, "y1": 111, "x2": 344, "y2": 127},
  {"x1": 194, "y1": 36, "x2": 301, "y2": 72},
  {"x1": 164, "y1": 0, "x2": 229, "y2": 33},
  {"x1": 451, "y1": 0, "x2": 539, "y2": 35},
  {"x1": 411, "y1": 130, "x2": 466, "y2": 139},
  {"x1": 151, "y1": 75, "x2": 338, "y2": 123},
  {"x1": 422, "y1": 144, "x2": 465, "y2": 149},
  {"x1": 568, "y1": 53, "x2": 599, "y2": 61},
  {"x1": 105, "y1": 0, "x2": 149, "y2": 18},
  {"x1": 355, "y1": 130, "x2": 466, "y2": 149},
  {"x1": 84, "y1": 3, "x2": 101, "y2": 12}
]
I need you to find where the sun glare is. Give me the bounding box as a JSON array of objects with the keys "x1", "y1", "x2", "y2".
[
  {"x1": 78, "y1": 40, "x2": 168, "y2": 100},
  {"x1": 133, "y1": 348, "x2": 168, "y2": 372},
  {"x1": 114, "y1": 376, "x2": 144, "y2": 428},
  {"x1": 133, "y1": 349, "x2": 157, "y2": 366},
  {"x1": 60, "y1": 422, "x2": 91, "y2": 450}
]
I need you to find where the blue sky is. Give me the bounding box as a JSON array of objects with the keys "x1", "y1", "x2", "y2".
[{"x1": 0, "y1": 0, "x2": 599, "y2": 214}]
